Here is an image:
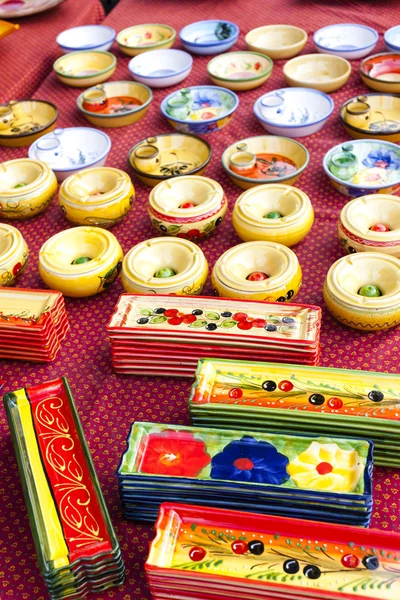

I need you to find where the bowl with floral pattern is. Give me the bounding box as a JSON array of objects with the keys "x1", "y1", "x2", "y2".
[
  {"x1": 323, "y1": 139, "x2": 400, "y2": 197},
  {"x1": 160, "y1": 85, "x2": 239, "y2": 134},
  {"x1": 53, "y1": 50, "x2": 117, "y2": 88},
  {"x1": 245, "y1": 25, "x2": 307, "y2": 60},
  {"x1": 314, "y1": 24, "x2": 378, "y2": 60},
  {"x1": 0, "y1": 223, "x2": 28, "y2": 287},
  {"x1": 339, "y1": 93, "x2": 400, "y2": 143},
  {"x1": 207, "y1": 51, "x2": 273, "y2": 91},
  {"x1": 360, "y1": 53, "x2": 400, "y2": 94},
  {"x1": 116, "y1": 24, "x2": 176, "y2": 57},
  {"x1": 179, "y1": 20, "x2": 239, "y2": 55}
]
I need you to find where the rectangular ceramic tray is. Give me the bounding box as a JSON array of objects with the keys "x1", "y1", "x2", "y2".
[
  {"x1": 146, "y1": 503, "x2": 400, "y2": 600},
  {"x1": 0, "y1": 288, "x2": 62, "y2": 329}
]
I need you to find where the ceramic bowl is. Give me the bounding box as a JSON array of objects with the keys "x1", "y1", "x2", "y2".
[
  {"x1": 207, "y1": 51, "x2": 273, "y2": 91},
  {"x1": 0, "y1": 99, "x2": 58, "y2": 147},
  {"x1": 128, "y1": 49, "x2": 192, "y2": 88},
  {"x1": 212, "y1": 241, "x2": 302, "y2": 302},
  {"x1": 56, "y1": 25, "x2": 116, "y2": 53},
  {"x1": 323, "y1": 252, "x2": 400, "y2": 330},
  {"x1": 338, "y1": 194, "x2": 400, "y2": 257},
  {"x1": 314, "y1": 24, "x2": 378, "y2": 60},
  {"x1": 28, "y1": 127, "x2": 111, "y2": 181},
  {"x1": 323, "y1": 139, "x2": 400, "y2": 197},
  {"x1": 148, "y1": 175, "x2": 227, "y2": 240},
  {"x1": 38, "y1": 227, "x2": 123, "y2": 297},
  {"x1": 179, "y1": 20, "x2": 239, "y2": 55},
  {"x1": 0, "y1": 158, "x2": 57, "y2": 219},
  {"x1": 53, "y1": 51, "x2": 116, "y2": 87},
  {"x1": 384, "y1": 26, "x2": 400, "y2": 52},
  {"x1": 127, "y1": 133, "x2": 212, "y2": 187},
  {"x1": 360, "y1": 53, "x2": 400, "y2": 94},
  {"x1": 0, "y1": 20, "x2": 19, "y2": 41},
  {"x1": 254, "y1": 87, "x2": 334, "y2": 138},
  {"x1": 283, "y1": 53, "x2": 351, "y2": 93},
  {"x1": 245, "y1": 25, "x2": 307, "y2": 60},
  {"x1": 0, "y1": 223, "x2": 28, "y2": 286},
  {"x1": 121, "y1": 237, "x2": 208, "y2": 296},
  {"x1": 339, "y1": 94, "x2": 400, "y2": 143},
  {"x1": 116, "y1": 24, "x2": 176, "y2": 57},
  {"x1": 59, "y1": 167, "x2": 134, "y2": 228},
  {"x1": 77, "y1": 81, "x2": 152, "y2": 128},
  {"x1": 232, "y1": 184, "x2": 314, "y2": 246},
  {"x1": 222, "y1": 135, "x2": 309, "y2": 190},
  {"x1": 160, "y1": 85, "x2": 239, "y2": 135}
]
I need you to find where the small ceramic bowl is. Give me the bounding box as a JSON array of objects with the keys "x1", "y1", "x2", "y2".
[
  {"x1": 245, "y1": 25, "x2": 307, "y2": 60},
  {"x1": 384, "y1": 26, "x2": 400, "y2": 52},
  {"x1": 179, "y1": 20, "x2": 239, "y2": 55},
  {"x1": 222, "y1": 135, "x2": 309, "y2": 190},
  {"x1": 28, "y1": 127, "x2": 111, "y2": 181},
  {"x1": 56, "y1": 25, "x2": 116, "y2": 53},
  {"x1": 232, "y1": 184, "x2": 314, "y2": 246},
  {"x1": 323, "y1": 252, "x2": 400, "y2": 330},
  {"x1": 116, "y1": 24, "x2": 176, "y2": 57},
  {"x1": 121, "y1": 237, "x2": 208, "y2": 295},
  {"x1": 0, "y1": 223, "x2": 28, "y2": 286},
  {"x1": 128, "y1": 133, "x2": 212, "y2": 187},
  {"x1": 160, "y1": 85, "x2": 239, "y2": 135},
  {"x1": 212, "y1": 241, "x2": 302, "y2": 302},
  {"x1": 0, "y1": 99, "x2": 58, "y2": 147},
  {"x1": 254, "y1": 88, "x2": 334, "y2": 138},
  {"x1": 128, "y1": 49, "x2": 192, "y2": 88},
  {"x1": 148, "y1": 175, "x2": 227, "y2": 240},
  {"x1": 314, "y1": 24, "x2": 378, "y2": 60},
  {"x1": 323, "y1": 139, "x2": 400, "y2": 197},
  {"x1": 53, "y1": 50, "x2": 116, "y2": 87},
  {"x1": 38, "y1": 227, "x2": 123, "y2": 297},
  {"x1": 360, "y1": 53, "x2": 400, "y2": 94},
  {"x1": 207, "y1": 51, "x2": 273, "y2": 91},
  {"x1": 59, "y1": 167, "x2": 134, "y2": 228},
  {"x1": 0, "y1": 158, "x2": 57, "y2": 219},
  {"x1": 77, "y1": 81, "x2": 152, "y2": 128},
  {"x1": 339, "y1": 94, "x2": 400, "y2": 143},
  {"x1": 338, "y1": 194, "x2": 400, "y2": 257},
  {"x1": 283, "y1": 53, "x2": 351, "y2": 93}
]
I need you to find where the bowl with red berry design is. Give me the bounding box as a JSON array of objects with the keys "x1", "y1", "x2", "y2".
[
  {"x1": 0, "y1": 223, "x2": 28, "y2": 287},
  {"x1": 211, "y1": 241, "x2": 302, "y2": 302},
  {"x1": 121, "y1": 237, "x2": 208, "y2": 296},
  {"x1": 207, "y1": 51, "x2": 273, "y2": 91}
]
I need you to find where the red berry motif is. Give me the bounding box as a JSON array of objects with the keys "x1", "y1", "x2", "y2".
[
  {"x1": 328, "y1": 397, "x2": 343, "y2": 409},
  {"x1": 168, "y1": 317, "x2": 183, "y2": 325},
  {"x1": 229, "y1": 388, "x2": 243, "y2": 399},
  {"x1": 231, "y1": 540, "x2": 248, "y2": 554},
  {"x1": 341, "y1": 554, "x2": 360, "y2": 568},
  {"x1": 164, "y1": 309, "x2": 178, "y2": 317},
  {"x1": 252, "y1": 318, "x2": 266, "y2": 328},
  {"x1": 316, "y1": 461, "x2": 333, "y2": 475},
  {"x1": 183, "y1": 314, "x2": 197, "y2": 324},
  {"x1": 187, "y1": 229, "x2": 200, "y2": 238},
  {"x1": 238, "y1": 320, "x2": 253, "y2": 330},
  {"x1": 12, "y1": 262, "x2": 22, "y2": 276},
  {"x1": 247, "y1": 271, "x2": 268, "y2": 281},
  {"x1": 189, "y1": 546, "x2": 207, "y2": 561},
  {"x1": 278, "y1": 380, "x2": 294, "y2": 392},
  {"x1": 180, "y1": 202, "x2": 196, "y2": 209},
  {"x1": 233, "y1": 312, "x2": 248, "y2": 321},
  {"x1": 370, "y1": 223, "x2": 390, "y2": 232}
]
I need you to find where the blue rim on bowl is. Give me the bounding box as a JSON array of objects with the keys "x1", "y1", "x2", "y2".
[
  {"x1": 128, "y1": 50, "x2": 193, "y2": 79},
  {"x1": 384, "y1": 26, "x2": 400, "y2": 51},
  {"x1": 56, "y1": 25, "x2": 117, "y2": 51},
  {"x1": 179, "y1": 20, "x2": 239, "y2": 48},
  {"x1": 313, "y1": 23, "x2": 379, "y2": 54},
  {"x1": 160, "y1": 85, "x2": 239, "y2": 125}
]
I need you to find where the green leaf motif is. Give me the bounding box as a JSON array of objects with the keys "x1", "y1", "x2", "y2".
[
  {"x1": 189, "y1": 319, "x2": 207, "y2": 328},
  {"x1": 140, "y1": 309, "x2": 153, "y2": 316},
  {"x1": 168, "y1": 224, "x2": 181, "y2": 234},
  {"x1": 220, "y1": 320, "x2": 236, "y2": 328},
  {"x1": 205, "y1": 311, "x2": 220, "y2": 320},
  {"x1": 150, "y1": 315, "x2": 167, "y2": 324}
]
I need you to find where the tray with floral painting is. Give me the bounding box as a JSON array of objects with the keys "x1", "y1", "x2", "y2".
[{"x1": 0, "y1": 288, "x2": 63, "y2": 331}]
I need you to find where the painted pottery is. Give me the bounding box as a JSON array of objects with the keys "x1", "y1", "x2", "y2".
[
  {"x1": 314, "y1": 24, "x2": 378, "y2": 60},
  {"x1": 116, "y1": 24, "x2": 176, "y2": 57},
  {"x1": 0, "y1": 223, "x2": 28, "y2": 286},
  {"x1": 0, "y1": 99, "x2": 58, "y2": 147},
  {"x1": 207, "y1": 51, "x2": 273, "y2": 91},
  {"x1": 360, "y1": 53, "x2": 400, "y2": 93},
  {"x1": 53, "y1": 50, "x2": 117, "y2": 87},
  {"x1": 179, "y1": 20, "x2": 239, "y2": 55}
]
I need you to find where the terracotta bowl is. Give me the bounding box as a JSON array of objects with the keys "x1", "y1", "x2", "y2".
[
  {"x1": 339, "y1": 93, "x2": 400, "y2": 142},
  {"x1": 360, "y1": 53, "x2": 400, "y2": 94},
  {"x1": 283, "y1": 53, "x2": 351, "y2": 93},
  {"x1": 245, "y1": 25, "x2": 307, "y2": 60},
  {"x1": 116, "y1": 24, "x2": 176, "y2": 57},
  {"x1": 53, "y1": 50, "x2": 117, "y2": 87},
  {"x1": 0, "y1": 100, "x2": 58, "y2": 147},
  {"x1": 207, "y1": 51, "x2": 273, "y2": 91},
  {"x1": 0, "y1": 223, "x2": 28, "y2": 286}
]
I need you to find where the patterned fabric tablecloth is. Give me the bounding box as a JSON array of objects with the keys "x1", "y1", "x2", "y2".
[{"x1": 1, "y1": 0, "x2": 400, "y2": 599}]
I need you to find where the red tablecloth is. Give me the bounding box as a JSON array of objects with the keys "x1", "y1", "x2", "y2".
[
  {"x1": 1, "y1": 1, "x2": 400, "y2": 599},
  {"x1": 0, "y1": 0, "x2": 105, "y2": 104}
]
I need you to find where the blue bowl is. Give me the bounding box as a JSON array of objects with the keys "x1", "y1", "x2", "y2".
[
  {"x1": 384, "y1": 25, "x2": 400, "y2": 52},
  {"x1": 179, "y1": 20, "x2": 239, "y2": 55}
]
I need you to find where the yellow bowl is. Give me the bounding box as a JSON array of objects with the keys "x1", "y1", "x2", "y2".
[
  {"x1": 360, "y1": 53, "x2": 400, "y2": 93},
  {"x1": 77, "y1": 80, "x2": 152, "y2": 128},
  {"x1": 53, "y1": 51, "x2": 117, "y2": 88},
  {"x1": 222, "y1": 136, "x2": 309, "y2": 190},
  {"x1": 245, "y1": 25, "x2": 307, "y2": 60},
  {"x1": 232, "y1": 184, "x2": 314, "y2": 246},
  {"x1": 207, "y1": 51, "x2": 273, "y2": 91},
  {"x1": 148, "y1": 175, "x2": 227, "y2": 240},
  {"x1": 116, "y1": 24, "x2": 176, "y2": 57},
  {"x1": 128, "y1": 133, "x2": 212, "y2": 187},
  {"x1": 0, "y1": 223, "x2": 28, "y2": 287},
  {"x1": 59, "y1": 167, "x2": 134, "y2": 228},
  {"x1": 0, "y1": 100, "x2": 58, "y2": 147},
  {"x1": 323, "y1": 252, "x2": 400, "y2": 331},
  {"x1": 38, "y1": 227, "x2": 123, "y2": 297},
  {"x1": 340, "y1": 93, "x2": 400, "y2": 142},
  {"x1": 0, "y1": 159, "x2": 57, "y2": 219},
  {"x1": 283, "y1": 53, "x2": 351, "y2": 93},
  {"x1": 212, "y1": 241, "x2": 302, "y2": 302},
  {"x1": 121, "y1": 237, "x2": 208, "y2": 296}
]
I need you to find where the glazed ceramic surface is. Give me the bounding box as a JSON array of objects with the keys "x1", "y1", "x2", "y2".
[
  {"x1": 207, "y1": 51, "x2": 272, "y2": 91},
  {"x1": 0, "y1": 0, "x2": 64, "y2": 17},
  {"x1": 0, "y1": 19, "x2": 19, "y2": 40},
  {"x1": 56, "y1": 25, "x2": 116, "y2": 53},
  {"x1": 179, "y1": 20, "x2": 239, "y2": 55},
  {"x1": 116, "y1": 24, "x2": 176, "y2": 57},
  {"x1": 38, "y1": 227, "x2": 123, "y2": 297},
  {"x1": 283, "y1": 53, "x2": 351, "y2": 93},
  {"x1": 340, "y1": 93, "x2": 400, "y2": 142},
  {"x1": 360, "y1": 53, "x2": 400, "y2": 93},
  {"x1": 245, "y1": 25, "x2": 307, "y2": 60},
  {"x1": 323, "y1": 139, "x2": 400, "y2": 197},
  {"x1": 314, "y1": 24, "x2": 378, "y2": 59},
  {"x1": 128, "y1": 49, "x2": 192, "y2": 88},
  {"x1": 160, "y1": 85, "x2": 238, "y2": 134},
  {"x1": 0, "y1": 100, "x2": 58, "y2": 147},
  {"x1": 53, "y1": 50, "x2": 117, "y2": 87},
  {"x1": 385, "y1": 25, "x2": 400, "y2": 52},
  {"x1": 0, "y1": 223, "x2": 28, "y2": 286},
  {"x1": 254, "y1": 88, "x2": 334, "y2": 137}
]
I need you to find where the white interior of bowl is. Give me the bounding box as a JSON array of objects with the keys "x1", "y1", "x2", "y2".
[
  {"x1": 57, "y1": 25, "x2": 115, "y2": 49},
  {"x1": 343, "y1": 196, "x2": 400, "y2": 238},
  {"x1": 315, "y1": 24, "x2": 377, "y2": 51},
  {"x1": 40, "y1": 228, "x2": 112, "y2": 273},
  {"x1": 151, "y1": 177, "x2": 221, "y2": 215},
  {"x1": 221, "y1": 244, "x2": 289, "y2": 282},
  {"x1": 65, "y1": 168, "x2": 124, "y2": 203},
  {"x1": 255, "y1": 88, "x2": 332, "y2": 125},
  {"x1": 128, "y1": 240, "x2": 197, "y2": 281},
  {"x1": 129, "y1": 49, "x2": 192, "y2": 77},
  {"x1": 333, "y1": 255, "x2": 400, "y2": 298},
  {"x1": 239, "y1": 186, "x2": 304, "y2": 225},
  {"x1": 385, "y1": 26, "x2": 400, "y2": 48},
  {"x1": 0, "y1": 160, "x2": 44, "y2": 192}
]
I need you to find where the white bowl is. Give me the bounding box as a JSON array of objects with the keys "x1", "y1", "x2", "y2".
[
  {"x1": 28, "y1": 127, "x2": 111, "y2": 181},
  {"x1": 254, "y1": 88, "x2": 334, "y2": 138},
  {"x1": 179, "y1": 20, "x2": 239, "y2": 55},
  {"x1": 128, "y1": 49, "x2": 193, "y2": 88},
  {"x1": 56, "y1": 25, "x2": 116, "y2": 54},
  {"x1": 314, "y1": 24, "x2": 378, "y2": 60},
  {"x1": 384, "y1": 26, "x2": 400, "y2": 52}
]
